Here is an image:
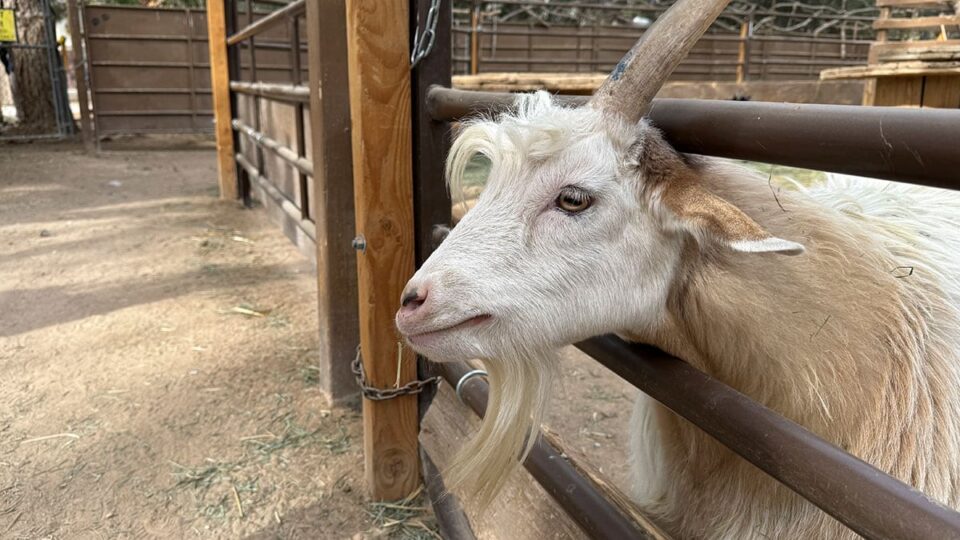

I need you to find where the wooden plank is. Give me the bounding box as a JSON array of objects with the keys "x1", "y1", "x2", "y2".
[
  {"x1": 206, "y1": 0, "x2": 239, "y2": 200},
  {"x1": 344, "y1": 0, "x2": 420, "y2": 500},
  {"x1": 874, "y1": 76, "x2": 925, "y2": 106},
  {"x1": 304, "y1": 0, "x2": 360, "y2": 404},
  {"x1": 453, "y1": 72, "x2": 609, "y2": 93},
  {"x1": 821, "y1": 60, "x2": 960, "y2": 79},
  {"x1": 66, "y1": 0, "x2": 94, "y2": 152},
  {"x1": 922, "y1": 75, "x2": 960, "y2": 108},
  {"x1": 873, "y1": 40, "x2": 960, "y2": 62},
  {"x1": 874, "y1": 15, "x2": 960, "y2": 30},
  {"x1": 735, "y1": 20, "x2": 748, "y2": 83},
  {"x1": 876, "y1": 0, "x2": 953, "y2": 7}
]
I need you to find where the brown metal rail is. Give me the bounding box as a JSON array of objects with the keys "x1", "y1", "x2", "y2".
[
  {"x1": 229, "y1": 81, "x2": 310, "y2": 103},
  {"x1": 576, "y1": 336, "x2": 960, "y2": 540},
  {"x1": 231, "y1": 118, "x2": 313, "y2": 176},
  {"x1": 437, "y1": 361, "x2": 666, "y2": 540},
  {"x1": 235, "y1": 153, "x2": 316, "y2": 241},
  {"x1": 426, "y1": 87, "x2": 960, "y2": 190},
  {"x1": 226, "y1": 0, "x2": 305, "y2": 46},
  {"x1": 420, "y1": 447, "x2": 477, "y2": 540}
]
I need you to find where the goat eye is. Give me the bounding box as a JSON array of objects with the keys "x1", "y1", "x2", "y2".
[{"x1": 556, "y1": 187, "x2": 592, "y2": 213}]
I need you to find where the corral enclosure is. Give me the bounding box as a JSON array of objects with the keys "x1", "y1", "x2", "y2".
[
  {"x1": 81, "y1": 4, "x2": 306, "y2": 138},
  {"x1": 49, "y1": 0, "x2": 960, "y2": 537},
  {"x1": 74, "y1": 3, "x2": 874, "y2": 140},
  {"x1": 451, "y1": 22, "x2": 871, "y2": 80}
]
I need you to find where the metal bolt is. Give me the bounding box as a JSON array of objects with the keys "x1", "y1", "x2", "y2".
[{"x1": 352, "y1": 235, "x2": 366, "y2": 253}]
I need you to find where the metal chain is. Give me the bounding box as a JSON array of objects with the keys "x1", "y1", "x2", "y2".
[
  {"x1": 410, "y1": 0, "x2": 442, "y2": 69},
  {"x1": 351, "y1": 346, "x2": 441, "y2": 401}
]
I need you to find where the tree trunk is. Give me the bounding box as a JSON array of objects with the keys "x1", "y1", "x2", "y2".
[{"x1": 9, "y1": 0, "x2": 57, "y2": 133}]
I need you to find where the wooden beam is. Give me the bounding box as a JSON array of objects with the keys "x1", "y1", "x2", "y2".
[
  {"x1": 822, "y1": 60, "x2": 960, "y2": 80},
  {"x1": 66, "y1": 0, "x2": 93, "y2": 152},
  {"x1": 469, "y1": 4, "x2": 480, "y2": 75},
  {"x1": 922, "y1": 75, "x2": 960, "y2": 108},
  {"x1": 872, "y1": 40, "x2": 960, "y2": 62},
  {"x1": 344, "y1": 0, "x2": 420, "y2": 499},
  {"x1": 206, "y1": 0, "x2": 238, "y2": 200},
  {"x1": 736, "y1": 20, "x2": 749, "y2": 83},
  {"x1": 876, "y1": 0, "x2": 953, "y2": 7},
  {"x1": 874, "y1": 15, "x2": 960, "y2": 30},
  {"x1": 304, "y1": 0, "x2": 360, "y2": 404}
]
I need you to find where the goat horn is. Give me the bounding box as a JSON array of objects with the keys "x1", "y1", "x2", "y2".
[{"x1": 591, "y1": 0, "x2": 731, "y2": 123}]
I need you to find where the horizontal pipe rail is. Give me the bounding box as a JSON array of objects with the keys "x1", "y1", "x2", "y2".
[
  {"x1": 97, "y1": 110, "x2": 213, "y2": 117},
  {"x1": 93, "y1": 88, "x2": 212, "y2": 94},
  {"x1": 226, "y1": 0, "x2": 305, "y2": 46},
  {"x1": 235, "y1": 152, "x2": 316, "y2": 241},
  {"x1": 230, "y1": 81, "x2": 310, "y2": 103},
  {"x1": 436, "y1": 361, "x2": 667, "y2": 540},
  {"x1": 420, "y1": 448, "x2": 477, "y2": 540},
  {"x1": 231, "y1": 118, "x2": 313, "y2": 176},
  {"x1": 426, "y1": 87, "x2": 960, "y2": 190},
  {"x1": 576, "y1": 335, "x2": 960, "y2": 540}
]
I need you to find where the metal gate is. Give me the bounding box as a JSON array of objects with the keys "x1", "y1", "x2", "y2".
[
  {"x1": 81, "y1": 4, "x2": 212, "y2": 138},
  {"x1": 0, "y1": 0, "x2": 73, "y2": 141}
]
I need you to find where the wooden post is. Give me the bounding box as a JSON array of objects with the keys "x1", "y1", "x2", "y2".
[
  {"x1": 863, "y1": 6, "x2": 891, "y2": 106},
  {"x1": 206, "y1": 0, "x2": 238, "y2": 200},
  {"x1": 304, "y1": 1, "x2": 361, "y2": 404},
  {"x1": 65, "y1": 0, "x2": 93, "y2": 152},
  {"x1": 344, "y1": 0, "x2": 420, "y2": 499},
  {"x1": 410, "y1": 0, "x2": 452, "y2": 421},
  {"x1": 469, "y1": 2, "x2": 480, "y2": 75},
  {"x1": 735, "y1": 20, "x2": 748, "y2": 83}
]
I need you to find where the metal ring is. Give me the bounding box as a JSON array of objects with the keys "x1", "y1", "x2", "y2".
[{"x1": 455, "y1": 369, "x2": 488, "y2": 405}]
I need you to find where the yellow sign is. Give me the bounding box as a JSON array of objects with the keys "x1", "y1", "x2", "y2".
[{"x1": 0, "y1": 9, "x2": 16, "y2": 42}]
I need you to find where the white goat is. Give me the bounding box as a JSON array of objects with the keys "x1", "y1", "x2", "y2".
[{"x1": 395, "y1": 1, "x2": 960, "y2": 537}]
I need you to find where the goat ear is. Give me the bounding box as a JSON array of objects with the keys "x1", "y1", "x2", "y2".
[{"x1": 659, "y1": 178, "x2": 805, "y2": 256}]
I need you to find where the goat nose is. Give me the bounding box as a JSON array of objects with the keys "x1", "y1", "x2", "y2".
[{"x1": 400, "y1": 285, "x2": 428, "y2": 313}]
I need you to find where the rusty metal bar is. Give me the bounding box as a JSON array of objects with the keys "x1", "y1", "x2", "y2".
[
  {"x1": 237, "y1": 39, "x2": 308, "y2": 51},
  {"x1": 426, "y1": 87, "x2": 960, "y2": 190},
  {"x1": 436, "y1": 361, "x2": 666, "y2": 540},
  {"x1": 420, "y1": 447, "x2": 477, "y2": 540},
  {"x1": 229, "y1": 81, "x2": 309, "y2": 103},
  {"x1": 226, "y1": 0, "x2": 305, "y2": 46},
  {"x1": 235, "y1": 153, "x2": 316, "y2": 241},
  {"x1": 87, "y1": 33, "x2": 209, "y2": 42},
  {"x1": 576, "y1": 335, "x2": 960, "y2": 540},
  {"x1": 97, "y1": 110, "x2": 212, "y2": 116},
  {"x1": 290, "y1": 14, "x2": 308, "y2": 220},
  {"x1": 231, "y1": 119, "x2": 313, "y2": 176}
]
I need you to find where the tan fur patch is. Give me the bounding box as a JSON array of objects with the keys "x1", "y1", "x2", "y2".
[
  {"x1": 661, "y1": 177, "x2": 770, "y2": 244},
  {"x1": 632, "y1": 128, "x2": 770, "y2": 244}
]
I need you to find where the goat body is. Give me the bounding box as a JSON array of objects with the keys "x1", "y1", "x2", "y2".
[
  {"x1": 627, "y1": 166, "x2": 960, "y2": 538},
  {"x1": 396, "y1": 93, "x2": 960, "y2": 538}
]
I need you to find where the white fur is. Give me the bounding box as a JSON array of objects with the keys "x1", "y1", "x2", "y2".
[{"x1": 396, "y1": 92, "x2": 960, "y2": 537}]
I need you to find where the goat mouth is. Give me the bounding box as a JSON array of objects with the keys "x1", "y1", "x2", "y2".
[{"x1": 406, "y1": 314, "x2": 492, "y2": 345}]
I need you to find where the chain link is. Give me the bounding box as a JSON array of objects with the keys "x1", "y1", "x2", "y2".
[
  {"x1": 410, "y1": 0, "x2": 442, "y2": 69},
  {"x1": 351, "y1": 347, "x2": 441, "y2": 401}
]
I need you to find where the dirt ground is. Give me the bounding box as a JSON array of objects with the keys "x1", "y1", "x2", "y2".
[{"x1": 0, "y1": 139, "x2": 635, "y2": 539}]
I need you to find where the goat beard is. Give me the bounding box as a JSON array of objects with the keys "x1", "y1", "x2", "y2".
[{"x1": 445, "y1": 349, "x2": 558, "y2": 509}]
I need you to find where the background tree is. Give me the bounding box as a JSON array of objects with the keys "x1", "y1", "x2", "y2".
[{"x1": 5, "y1": 0, "x2": 73, "y2": 134}]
